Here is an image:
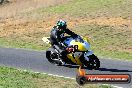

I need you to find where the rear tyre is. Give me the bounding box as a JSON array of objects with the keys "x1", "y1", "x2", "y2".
[{"x1": 83, "y1": 54, "x2": 100, "y2": 70}]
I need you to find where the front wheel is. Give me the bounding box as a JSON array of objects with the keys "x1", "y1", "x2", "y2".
[{"x1": 83, "y1": 54, "x2": 100, "y2": 70}]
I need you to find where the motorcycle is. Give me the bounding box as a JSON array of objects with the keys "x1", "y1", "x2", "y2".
[{"x1": 42, "y1": 35, "x2": 100, "y2": 70}]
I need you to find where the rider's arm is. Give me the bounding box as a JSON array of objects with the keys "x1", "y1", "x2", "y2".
[
  {"x1": 65, "y1": 28, "x2": 78, "y2": 38},
  {"x1": 56, "y1": 32, "x2": 67, "y2": 48},
  {"x1": 56, "y1": 32, "x2": 62, "y2": 42},
  {"x1": 56, "y1": 35, "x2": 66, "y2": 49}
]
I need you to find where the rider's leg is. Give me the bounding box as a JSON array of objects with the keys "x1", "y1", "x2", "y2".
[
  {"x1": 50, "y1": 35, "x2": 58, "y2": 46},
  {"x1": 53, "y1": 45, "x2": 68, "y2": 64}
]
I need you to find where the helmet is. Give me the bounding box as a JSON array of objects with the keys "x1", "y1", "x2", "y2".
[{"x1": 57, "y1": 19, "x2": 67, "y2": 29}]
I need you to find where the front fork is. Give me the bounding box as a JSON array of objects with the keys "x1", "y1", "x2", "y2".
[{"x1": 84, "y1": 51, "x2": 93, "y2": 61}]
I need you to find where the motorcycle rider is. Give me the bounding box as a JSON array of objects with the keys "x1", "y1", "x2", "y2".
[{"x1": 50, "y1": 19, "x2": 78, "y2": 64}]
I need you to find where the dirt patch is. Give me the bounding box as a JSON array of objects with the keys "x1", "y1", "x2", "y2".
[
  {"x1": 0, "y1": 14, "x2": 132, "y2": 55},
  {"x1": 0, "y1": 0, "x2": 131, "y2": 39},
  {"x1": 0, "y1": 15, "x2": 132, "y2": 37},
  {"x1": 0, "y1": 0, "x2": 71, "y2": 18},
  {"x1": 82, "y1": 17, "x2": 132, "y2": 27}
]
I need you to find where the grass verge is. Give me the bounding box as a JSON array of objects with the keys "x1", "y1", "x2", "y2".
[
  {"x1": 0, "y1": 38, "x2": 49, "y2": 50},
  {"x1": 72, "y1": 24, "x2": 132, "y2": 60},
  {"x1": 0, "y1": 66, "x2": 113, "y2": 88},
  {"x1": 33, "y1": 0, "x2": 132, "y2": 19}
]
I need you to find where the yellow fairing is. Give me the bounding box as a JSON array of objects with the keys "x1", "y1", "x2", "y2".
[
  {"x1": 71, "y1": 41, "x2": 87, "y2": 51},
  {"x1": 66, "y1": 40, "x2": 86, "y2": 65},
  {"x1": 67, "y1": 53, "x2": 82, "y2": 65},
  {"x1": 82, "y1": 36, "x2": 92, "y2": 44}
]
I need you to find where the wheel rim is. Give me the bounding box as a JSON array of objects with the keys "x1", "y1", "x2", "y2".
[
  {"x1": 50, "y1": 51, "x2": 58, "y2": 60},
  {"x1": 49, "y1": 51, "x2": 62, "y2": 65},
  {"x1": 84, "y1": 55, "x2": 100, "y2": 69},
  {"x1": 93, "y1": 59, "x2": 97, "y2": 66},
  {"x1": 88, "y1": 58, "x2": 100, "y2": 69}
]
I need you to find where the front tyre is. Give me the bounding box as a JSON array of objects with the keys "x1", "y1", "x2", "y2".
[{"x1": 84, "y1": 54, "x2": 100, "y2": 70}]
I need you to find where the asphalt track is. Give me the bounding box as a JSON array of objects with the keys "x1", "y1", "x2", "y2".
[{"x1": 0, "y1": 48, "x2": 132, "y2": 88}]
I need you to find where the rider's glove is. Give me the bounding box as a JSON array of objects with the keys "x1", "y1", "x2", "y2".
[
  {"x1": 72, "y1": 34, "x2": 78, "y2": 39},
  {"x1": 59, "y1": 42, "x2": 66, "y2": 48}
]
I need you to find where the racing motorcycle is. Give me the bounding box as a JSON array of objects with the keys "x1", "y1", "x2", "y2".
[{"x1": 42, "y1": 35, "x2": 100, "y2": 70}]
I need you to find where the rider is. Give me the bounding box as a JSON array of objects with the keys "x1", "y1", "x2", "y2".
[{"x1": 50, "y1": 19, "x2": 78, "y2": 64}]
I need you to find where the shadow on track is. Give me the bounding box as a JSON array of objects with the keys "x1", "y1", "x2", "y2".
[
  {"x1": 98, "y1": 68, "x2": 132, "y2": 72},
  {"x1": 62, "y1": 64, "x2": 132, "y2": 72}
]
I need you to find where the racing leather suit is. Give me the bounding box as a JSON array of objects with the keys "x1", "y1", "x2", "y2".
[
  {"x1": 50, "y1": 26, "x2": 78, "y2": 61},
  {"x1": 50, "y1": 26, "x2": 77, "y2": 46}
]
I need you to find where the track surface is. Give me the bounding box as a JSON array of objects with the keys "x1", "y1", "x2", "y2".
[{"x1": 0, "y1": 48, "x2": 132, "y2": 88}]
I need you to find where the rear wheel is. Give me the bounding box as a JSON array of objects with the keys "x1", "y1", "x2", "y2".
[{"x1": 83, "y1": 54, "x2": 100, "y2": 70}]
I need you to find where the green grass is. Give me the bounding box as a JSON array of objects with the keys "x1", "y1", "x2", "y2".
[
  {"x1": 33, "y1": 0, "x2": 132, "y2": 18},
  {"x1": 0, "y1": 66, "x2": 113, "y2": 88},
  {"x1": 72, "y1": 24, "x2": 132, "y2": 60},
  {"x1": 0, "y1": 66, "x2": 35, "y2": 88},
  {"x1": 0, "y1": 38, "x2": 49, "y2": 50},
  {"x1": 0, "y1": 24, "x2": 131, "y2": 60}
]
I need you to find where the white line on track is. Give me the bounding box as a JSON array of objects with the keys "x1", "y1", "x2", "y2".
[{"x1": 22, "y1": 69, "x2": 123, "y2": 88}]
